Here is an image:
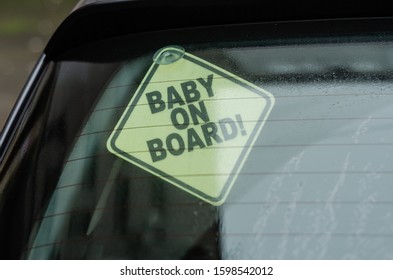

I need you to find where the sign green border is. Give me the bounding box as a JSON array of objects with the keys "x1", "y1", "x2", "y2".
[{"x1": 107, "y1": 52, "x2": 274, "y2": 205}]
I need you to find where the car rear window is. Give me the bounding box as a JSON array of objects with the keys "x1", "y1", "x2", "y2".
[{"x1": 22, "y1": 22, "x2": 393, "y2": 259}]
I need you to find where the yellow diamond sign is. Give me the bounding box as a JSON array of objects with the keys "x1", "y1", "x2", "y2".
[{"x1": 107, "y1": 46, "x2": 275, "y2": 205}]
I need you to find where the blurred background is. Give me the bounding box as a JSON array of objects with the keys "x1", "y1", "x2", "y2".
[{"x1": 0, "y1": 0, "x2": 78, "y2": 131}]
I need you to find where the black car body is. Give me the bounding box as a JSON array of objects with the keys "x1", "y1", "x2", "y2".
[{"x1": 1, "y1": 0, "x2": 393, "y2": 259}]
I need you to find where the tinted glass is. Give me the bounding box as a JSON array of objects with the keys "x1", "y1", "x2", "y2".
[{"x1": 3, "y1": 21, "x2": 393, "y2": 259}]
